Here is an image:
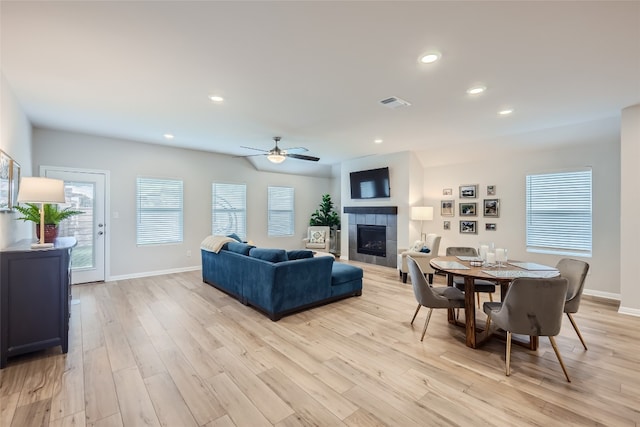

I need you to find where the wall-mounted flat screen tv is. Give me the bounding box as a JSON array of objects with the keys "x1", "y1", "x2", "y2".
[{"x1": 350, "y1": 167, "x2": 390, "y2": 199}]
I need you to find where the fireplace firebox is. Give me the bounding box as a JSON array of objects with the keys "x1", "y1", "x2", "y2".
[{"x1": 357, "y1": 225, "x2": 386, "y2": 257}]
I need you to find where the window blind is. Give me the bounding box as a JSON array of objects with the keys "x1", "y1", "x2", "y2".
[
  {"x1": 212, "y1": 182, "x2": 246, "y2": 240},
  {"x1": 136, "y1": 177, "x2": 183, "y2": 245},
  {"x1": 525, "y1": 169, "x2": 592, "y2": 256},
  {"x1": 268, "y1": 186, "x2": 294, "y2": 237}
]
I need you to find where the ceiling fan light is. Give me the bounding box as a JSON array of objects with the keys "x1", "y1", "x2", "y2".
[{"x1": 267, "y1": 154, "x2": 286, "y2": 164}]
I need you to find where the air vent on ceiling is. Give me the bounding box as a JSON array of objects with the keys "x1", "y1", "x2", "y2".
[{"x1": 379, "y1": 96, "x2": 411, "y2": 109}]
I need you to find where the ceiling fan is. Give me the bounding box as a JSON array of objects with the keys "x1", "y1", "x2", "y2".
[{"x1": 240, "y1": 137, "x2": 320, "y2": 164}]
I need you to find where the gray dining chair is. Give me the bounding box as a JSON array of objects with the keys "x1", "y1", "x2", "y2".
[
  {"x1": 557, "y1": 258, "x2": 590, "y2": 350},
  {"x1": 446, "y1": 247, "x2": 496, "y2": 307},
  {"x1": 407, "y1": 256, "x2": 465, "y2": 341},
  {"x1": 483, "y1": 277, "x2": 571, "y2": 382}
]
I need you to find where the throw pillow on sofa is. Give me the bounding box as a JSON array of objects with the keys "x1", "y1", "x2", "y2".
[
  {"x1": 225, "y1": 241, "x2": 255, "y2": 255},
  {"x1": 249, "y1": 248, "x2": 289, "y2": 263},
  {"x1": 226, "y1": 233, "x2": 243, "y2": 242}
]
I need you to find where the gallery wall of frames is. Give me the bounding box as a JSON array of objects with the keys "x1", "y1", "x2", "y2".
[
  {"x1": 0, "y1": 149, "x2": 21, "y2": 212},
  {"x1": 440, "y1": 184, "x2": 499, "y2": 234}
]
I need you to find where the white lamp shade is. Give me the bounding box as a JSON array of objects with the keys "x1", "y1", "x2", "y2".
[
  {"x1": 17, "y1": 177, "x2": 66, "y2": 204},
  {"x1": 411, "y1": 206, "x2": 434, "y2": 221}
]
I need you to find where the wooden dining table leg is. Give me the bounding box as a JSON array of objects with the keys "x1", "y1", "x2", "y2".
[
  {"x1": 464, "y1": 276, "x2": 477, "y2": 348},
  {"x1": 447, "y1": 273, "x2": 457, "y2": 324}
]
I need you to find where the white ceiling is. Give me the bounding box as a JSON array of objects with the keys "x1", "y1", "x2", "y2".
[{"x1": 2, "y1": 1, "x2": 639, "y2": 176}]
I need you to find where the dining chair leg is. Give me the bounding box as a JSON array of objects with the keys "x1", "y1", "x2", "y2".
[
  {"x1": 566, "y1": 313, "x2": 588, "y2": 350},
  {"x1": 411, "y1": 304, "x2": 422, "y2": 325},
  {"x1": 421, "y1": 308, "x2": 434, "y2": 341},
  {"x1": 505, "y1": 331, "x2": 512, "y2": 376},
  {"x1": 489, "y1": 293, "x2": 493, "y2": 302},
  {"x1": 549, "y1": 336, "x2": 571, "y2": 382},
  {"x1": 476, "y1": 292, "x2": 480, "y2": 308}
]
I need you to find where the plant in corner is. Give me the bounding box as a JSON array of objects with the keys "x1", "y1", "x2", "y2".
[
  {"x1": 14, "y1": 203, "x2": 83, "y2": 243},
  {"x1": 309, "y1": 194, "x2": 340, "y2": 228}
]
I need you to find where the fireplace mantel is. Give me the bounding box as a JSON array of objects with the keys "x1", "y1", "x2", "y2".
[{"x1": 343, "y1": 206, "x2": 397, "y2": 215}]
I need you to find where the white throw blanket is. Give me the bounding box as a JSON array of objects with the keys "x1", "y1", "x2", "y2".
[{"x1": 200, "y1": 235, "x2": 237, "y2": 253}]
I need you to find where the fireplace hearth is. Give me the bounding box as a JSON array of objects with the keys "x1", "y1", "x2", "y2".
[
  {"x1": 357, "y1": 225, "x2": 386, "y2": 257},
  {"x1": 344, "y1": 206, "x2": 397, "y2": 268}
]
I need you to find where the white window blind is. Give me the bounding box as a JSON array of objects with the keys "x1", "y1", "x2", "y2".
[
  {"x1": 526, "y1": 169, "x2": 592, "y2": 256},
  {"x1": 268, "y1": 186, "x2": 294, "y2": 236},
  {"x1": 212, "y1": 182, "x2": 246, "y2": 240},
  {"x1": 136, "y1": 177, "x2": 183, "y2": 245}
]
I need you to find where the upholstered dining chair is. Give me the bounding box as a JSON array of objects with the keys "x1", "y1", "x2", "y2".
[
  {"x1": 398, "y1": 233, "x2": 441, "y2": 284},
  {"x1": 483, "y1": 277, "x2": 571, "y2": 382},
  {"x1": 446, "y1": 247, "x2": 497, "y2": 307},
  {"x1": 407, "y1": 256, "x2": 465, "y2": 341},
  {"x1": 556, "y1": 258, "x2": 590, "y2": 350}
]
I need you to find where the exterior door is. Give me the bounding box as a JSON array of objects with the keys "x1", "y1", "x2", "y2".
[{"x1": 41, "y1": 167, "x2": 107, "y2": 284}]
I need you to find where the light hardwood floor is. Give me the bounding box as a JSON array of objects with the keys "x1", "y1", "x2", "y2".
[{"x1": 1, "y1": 261, "x2": 639, "y2": 427}]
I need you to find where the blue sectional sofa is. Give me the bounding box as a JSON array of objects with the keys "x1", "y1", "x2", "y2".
[{"x1": 201, "y1": 241, "x2": 363, "y2": 320}]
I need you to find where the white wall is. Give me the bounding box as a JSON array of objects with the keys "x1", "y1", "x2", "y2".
[
  {"x1": 620, "y1": 104, "x2": 640, "y2": 315},
  {"x1": 0, "y1": 72, "x2": 32, "y2": 249},
  {"x1": 32, "y1": 128, "x2": 333, "y2": 279},
  {"x1": 422, "y1": 139, "x2": 620, "y2": 297}
]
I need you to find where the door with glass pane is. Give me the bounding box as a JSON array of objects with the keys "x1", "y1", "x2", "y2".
[{"x1": 41, "y1": 167, "x2": 106, "y2": 284}]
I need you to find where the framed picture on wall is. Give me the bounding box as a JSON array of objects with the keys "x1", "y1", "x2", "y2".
[
  {"x1": 0, "y1": 150, "x2": 11, "y2": 212},
  {"x1": 441, "y1": 200, "x2": 454, "y2": 216},
  {"x1": 444, "y1": 221, "x2": 451, "y2": 230},
  {"x1": 443, "y1": 188, "x2": 452, "y2": 196},
  {"x1": 460, "y1": 220, "x2": 477, "y2": 234},
  {"x1": 486, "y1": 223, "x2": 497, "y2": 231},
  {"x1": 459, "y1": 184, "x2": 477, "y2": 198},
  {"x1": 487, "y1": 185, "x2": 496, "y2": 195},
  {"x1": 8, "y1": 159, "x2": 20, "y2": 209},
  {"x1": 484, "y1": 199, "x2": 500, "y2": 217},
  {"x1": 459, "y1": 202, "x2": 477, "y2": 216}
]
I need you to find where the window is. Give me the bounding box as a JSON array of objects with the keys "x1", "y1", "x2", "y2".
[
  {"x1": 526, "y1": 169, "x2": 592, "y2": 256},
  {"x1": 136, "y1": 177, "x2": 183, "y2": 245},
  {"x1": 268, "y1": 186, "x2": 294, "y2": 236},
  {"x1": 212, "y1": 182, "x2": 246, "y2": 240}
]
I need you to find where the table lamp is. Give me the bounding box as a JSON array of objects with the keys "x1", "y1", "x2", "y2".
[
  {"x1": 17, "y1": 177, "x2": 66, "y2": 248},
  {"x1": 411, "y1": 206, "x2": 434, "y2": 241}
]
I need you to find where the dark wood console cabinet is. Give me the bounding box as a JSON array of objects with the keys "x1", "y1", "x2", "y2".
[{"x1": 0, "y1": 237, "x2": 76, "y2": 368}]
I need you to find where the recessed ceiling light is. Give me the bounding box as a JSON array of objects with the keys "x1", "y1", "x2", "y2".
[
  {"x1": 498, "y1": 108, "x2": 514, "y2": 116},
  {"x1": 374, "y1": 139, "x2": 383, "y2": 144},
  {"x1": 163, "y1": 133, "x2": 174, "y2": 139},
  {"x1": 467, "y1": 85, "x2": 486, "y2": 95},
  {"x1": 209, "y1": 95, "x2": 224, "y2": 103},
  {"x1": 419, "y1": 52, "x2": 441, "y2": 64}
]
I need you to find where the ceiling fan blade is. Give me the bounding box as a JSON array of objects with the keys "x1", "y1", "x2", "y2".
[
  {"x1": 285, "y1": 153, "x2": 320, "y2": 162},
  {"x1": 240, "y1": 145, "x2": 269, "y2": 153},
  {"x1": 281, "y1": 147, "x2": 308, "y2": 154},
  {"x1": 233, "y1": 153, "x2": 266, "y2": 158}
]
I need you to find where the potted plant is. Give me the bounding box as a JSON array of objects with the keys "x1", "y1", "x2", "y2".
[
  {"x1": 14, "y1": 203, "x2": 83, "y2": 243},
  {"x1": 309, "y1": 194, "x2": 340, "y2": 228}
]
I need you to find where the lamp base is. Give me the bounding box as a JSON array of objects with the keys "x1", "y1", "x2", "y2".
[{"x1": 31, "y1": 242, "x2": 54, "y2": 249}]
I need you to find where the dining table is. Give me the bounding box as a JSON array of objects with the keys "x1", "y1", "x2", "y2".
[{"x1": 430, "y1": 256, "x2": 559, "y2": 349}]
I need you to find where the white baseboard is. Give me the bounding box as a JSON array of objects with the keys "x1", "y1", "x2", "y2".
[
  {"x1": 583, "y1": 289, "x2": 620, "y2": 301},
  {"x1": 107, "y1": 265, "x2": 201, "y2": 282},
  {"x1": 618, "y1": 306, "x2": 640, "y2": 317}
]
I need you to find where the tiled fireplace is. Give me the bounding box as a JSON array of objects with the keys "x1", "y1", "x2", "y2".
[{"x1": 344, "y1": 206, "x2": 397, "y2": 268}]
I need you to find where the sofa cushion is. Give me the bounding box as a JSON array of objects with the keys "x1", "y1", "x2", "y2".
[
  {"x1": 225, "y1": 241, "x2": 254, "y2": 255},
  {"x1": 331, "y1": 263, "x2": 364, "y2": 286},
  {"x1": 226, "y1": 233, "x2": 243, "y2": 242},
  {"x1": 287, "y1": 250, "x2": 314, "y2": 260},
  {"x1": 249, "y1": 248, "x2": 288, "y2": 263}
]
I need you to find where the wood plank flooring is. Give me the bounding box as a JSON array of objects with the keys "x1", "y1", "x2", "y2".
[{"x1": 1, "y1": 261, "x2": 639, "y2": 426}]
